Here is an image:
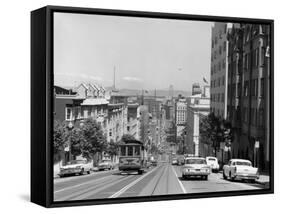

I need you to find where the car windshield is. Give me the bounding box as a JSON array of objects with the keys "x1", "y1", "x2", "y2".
[
  {"x1": 67, "y1": 160, "x2": 86, "y2": 165},
  {"x1": 235, "y1": 161, "x2": 251, "y2": 166},
  {"x1": 207, "y1": 158, "x2": 217, "y2": 162},
  {"x1": 185, "y1": 159, "x2": 206, "y2": 165}
]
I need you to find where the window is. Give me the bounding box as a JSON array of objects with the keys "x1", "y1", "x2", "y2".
[
  {"x1": 221, "y1": 93, "x2": 224, "y2": 102},
  {"x1": 261, "y1": 47, "x2": 266, "y2": 66},
  {"x1": 214, "y1": 65, "x2": 216, "y2": 73},
  {"x1": 128, "y1": 146, "x2": 133, "y2": 156},
  {"x1": 215, "y1": 36, "x2": 218, "y2": 45},
  {"x1": 134, "y1": 146, "x2": 141, "y2": 156},
  {"x1": 223, "y1": 41, "x2": 226, "y2": 52},
  {"x1": 222, "y1": 59, "x2": 226, "y2": 69},
  {"x1": 219, "y1": 46, "x2": 222, "y2": 55},
  {"x1": 120, "y1": 146, "x2": 126, "y2": 156},
  {"x1": 109, "y1": 129, "x2": 112, "y2": 137},
  {"x1": 254, "y1": 48, "x2": 259, "y2": 67},
  {"x1": 251, "y1": 79, "x2": 256, "y2": 96},
  {"x1": 243, "y1": 107, "x2": 248, "y2": 122},
  {"x1": 244, "y1": 81, "x2": 249, "y2": 96},
  {"x1": 212, "y1": 40, "x2": 214, "y2": 48},
  {"x1": 222, "y1": 76, "x2": 225, "y2": 86},
  {"x1": 65, "y1": 107, "x2": 72, "y2": 120},
  {"x1": 260, "y1": 78, "x2": 265, "y2": 97},
  {"x1": 258, "y1": 108, "x2": 265, "y2": 127},
  {"x1": 218, "y1": 62, "x2": 221, "y2": 71}
]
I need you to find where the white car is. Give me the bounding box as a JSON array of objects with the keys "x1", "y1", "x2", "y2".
[
  {"x1": 181, "y1": 157, "x2": 211, "y2": 180},
  {"x1": 206, "y1": 156, "x2": 219, "y2": 172},
  {"x1": 97, "y1": 160, "x2": 114, "y2": 171},
  {"x1": 223, "y1": 159, "x2": 259, "y2": 182},
  {"x1": 59, "y1": 160, "x2": 92, "y2": 177}
]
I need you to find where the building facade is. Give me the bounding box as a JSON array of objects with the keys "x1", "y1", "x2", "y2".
[
  {"x1": 185, "y1": 85, "x2": 210, "y2": 156},
  {"x1": 175, "y1": 98, "x2": 187, "y2": 137},
  {"x1": 227, "y1": 24, "x2": 270, "y2": 170},
  {"x1": 210, "y1": 22, "x2": 229, "y2": 119}
]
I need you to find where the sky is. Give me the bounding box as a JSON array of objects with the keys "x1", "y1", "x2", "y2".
[{"x1": 54, "y1": 12, "x2": 213, "y2": 91}]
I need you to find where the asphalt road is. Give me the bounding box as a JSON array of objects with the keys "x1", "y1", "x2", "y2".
[{"x1": 54, "y1": 162, "x2": 265, "y2": 201}]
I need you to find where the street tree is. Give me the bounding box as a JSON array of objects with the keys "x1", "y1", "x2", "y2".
[
  {"x1": 199, "y1": 113, "x2": 224, "y2": 156},
  {"x1": 68, "y1": 127, "x2": 84, "y2": 157},
  {"x1": 107, "y1": 139, "x2": 119, "y2": 158},
  {"x1": 80, "y1": 118, "x2": 107, "y2": 160},
  {"x1": 53, "y1": 120, "x2": 67, "y2": 160}
]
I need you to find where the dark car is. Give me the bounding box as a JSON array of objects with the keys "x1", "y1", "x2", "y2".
[{"x1": 151, "y1": 160, "x2": 158, "y2": 166}]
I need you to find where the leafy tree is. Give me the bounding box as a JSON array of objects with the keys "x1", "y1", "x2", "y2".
[
  {"x1": 121, "y1": 134, "x2": 136, "y2": 142},
  {"x1": 199, "y1": 113, "x2": 224, "y2": 156},
  {"x1": 53, "y1": 120, "x2": 67, "y2": 158},
  {"x1": 68, "y1": 127, "x2": 84, "y2": 157},
  {"x1": 107, "y1": 139, "x2": 119, "y2": 157},
  {"x1": 80, "y1": 118, "x2": 107, "y2": 159}
]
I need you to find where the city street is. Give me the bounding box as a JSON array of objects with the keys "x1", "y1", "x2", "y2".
[{"x1": 54, "y1": 162, "x2": 265, "y2": 201}]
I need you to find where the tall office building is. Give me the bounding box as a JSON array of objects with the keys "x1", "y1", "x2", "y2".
[
  {"x1": 227, "y1": 24, "x2": 270, "y2": 170},
  {"x1": 210, "y1": 23, "x2": 230, "y2": 119}
]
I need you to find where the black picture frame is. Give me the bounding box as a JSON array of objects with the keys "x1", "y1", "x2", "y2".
[{"x1": 31, "y1": 5, "x2": 274, "y2": 208}]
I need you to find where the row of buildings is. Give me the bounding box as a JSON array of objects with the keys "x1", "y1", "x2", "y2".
[
  {"x1": 54, "y1": 83, "x2": 168, "y2": 168},
  {"x1": 210, "y1": 22, "x2": 271, "y2": 170}
]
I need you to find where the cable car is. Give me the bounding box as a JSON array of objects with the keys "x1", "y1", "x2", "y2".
[{"x1": 118, "y1": 140, "x2": 146, "y2": 174}]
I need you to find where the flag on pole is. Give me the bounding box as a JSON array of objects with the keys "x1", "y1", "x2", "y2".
[{"x1": 203, "y1": 77, "x2": 209, "y2": 84}]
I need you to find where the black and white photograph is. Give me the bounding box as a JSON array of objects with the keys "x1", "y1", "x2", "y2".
[{"x1": 52, "y1": 11, "x2": 272, "y2": 202}]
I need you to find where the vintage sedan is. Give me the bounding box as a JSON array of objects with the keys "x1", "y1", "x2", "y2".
[
  {"x1": 59, "y1": 160, "x2": 92, "y2": 177},
  {"x1": 181, "y1": 157, "x2": 211, "y2": 180},
  {"x1": 206, "y1": 156, "x2": 219, "y2": 172},
  {"x1": 223, "y1": 159, "x2": 259, "y2": 182},
  {"x1": 97, "y1": 159, "x2": 114, "y2": 171}
]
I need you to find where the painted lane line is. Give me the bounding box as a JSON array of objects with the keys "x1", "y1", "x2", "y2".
[
  {"x1": 54, "y1": 169, "x2": 118, "y2": 184},
  {"x1": 54, "y1": 175, "x2": 111, "y2": 194},
  {"x1": 171, "y1": 165, "x2": 186, "y2": 194},
  {"x1": 109, "y1": 166, "x2": 161, "y2": 198}
]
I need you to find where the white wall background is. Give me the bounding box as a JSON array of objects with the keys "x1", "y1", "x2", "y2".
[{"x1": 0, "y1": 0, "x2": 279, "y2": 213}]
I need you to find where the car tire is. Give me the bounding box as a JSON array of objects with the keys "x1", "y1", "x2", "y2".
[
  {"x1": 205, "y1": 175, "x2": 208, "y2": 180},
  {"x1": 87, "y1": 170, "x2": 90, "y2": 174},
  {"x1": 229, "y1": 172, "x2": 234, "y2": 181},
  {"x1": 223, "y1": 171, "x2": 227, "y2": 180},
  {"x1": 79, "y1": 168, "x2": 84, "y2": 175},
  {"x1": 182, "y1": 175, "x2": 186, "y2": 180},
  {"x1": 138, "y1": 170, "x2": 143, "y2": 175}
]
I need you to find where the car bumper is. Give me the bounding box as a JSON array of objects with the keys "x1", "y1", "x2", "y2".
[
  {"x1": 119, "y1": 165, "x2": 141, "y2": 171},
  {"x1": 97, "y1": 166, "x2": 110, "y2": 170},
  {"x1": 182, "y1": 170, "x2": 210, "y2": 176},
  {"x1": 235, "y1": 174, "x2": 259, "y2": 180},
  {"x1": 59, "y1": 169, "x2": 81, "y2": 175}
]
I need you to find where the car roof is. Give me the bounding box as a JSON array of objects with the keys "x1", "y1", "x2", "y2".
[
  {"x1": 230, "y1": 159, "x2": 251, "y2": 162},
  {"x1": 184, "y1": 157, "x2": 205, "y2": 160}
]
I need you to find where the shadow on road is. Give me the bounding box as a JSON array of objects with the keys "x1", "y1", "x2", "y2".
[{"x1": 178, "y1": 176, "x2": 209, "y2": 182}]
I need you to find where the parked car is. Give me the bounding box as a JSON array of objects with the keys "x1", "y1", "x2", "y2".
[
  {"x1": 171, "y1": 158, "x2": 178, "y2": 165},
  {"x1": 206, "y1": 156, "x2": 219, "y2": 172},
  {"x1": 223, "y1": 159, "x2": 259, "y2": 182},
  {"x1": 97, "y1": 159, "x2": 114, "y2": 171},
  {"x1": 177, "y1": 156, "x2": 185, "y2": 165},
  {"x1": 59, "y1": 159, "x2": 92, "y2": 177},
  {"x1": 181, "y1": 157, "x2": 211, "y2": 180},
  {"x1": 151, "y1": 160, "x2": 158, "y2": 166}
]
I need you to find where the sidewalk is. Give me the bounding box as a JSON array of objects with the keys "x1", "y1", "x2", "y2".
[
  {"x1": 218, "y1": 171, "x2": 270, "y2": 187},
  {"x1": 256, "y1": 173, "x2": 270, "y2": 187}
]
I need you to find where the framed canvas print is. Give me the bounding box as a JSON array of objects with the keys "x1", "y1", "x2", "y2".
[{"x1": 31, "y1": 5, "x2": 274, "y2": 208}]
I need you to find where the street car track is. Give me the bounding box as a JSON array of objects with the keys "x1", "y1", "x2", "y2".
[
  {"x1": 108, "y1": 165, "x2": 161, "y2": 198},
  {"x1": 55, "y1": 174, "x2": 135, "y2": 201}
]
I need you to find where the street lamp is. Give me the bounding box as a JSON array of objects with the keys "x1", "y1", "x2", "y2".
[{"x1": 67, "y1": 121, "x2": 74, "y2": 162}]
